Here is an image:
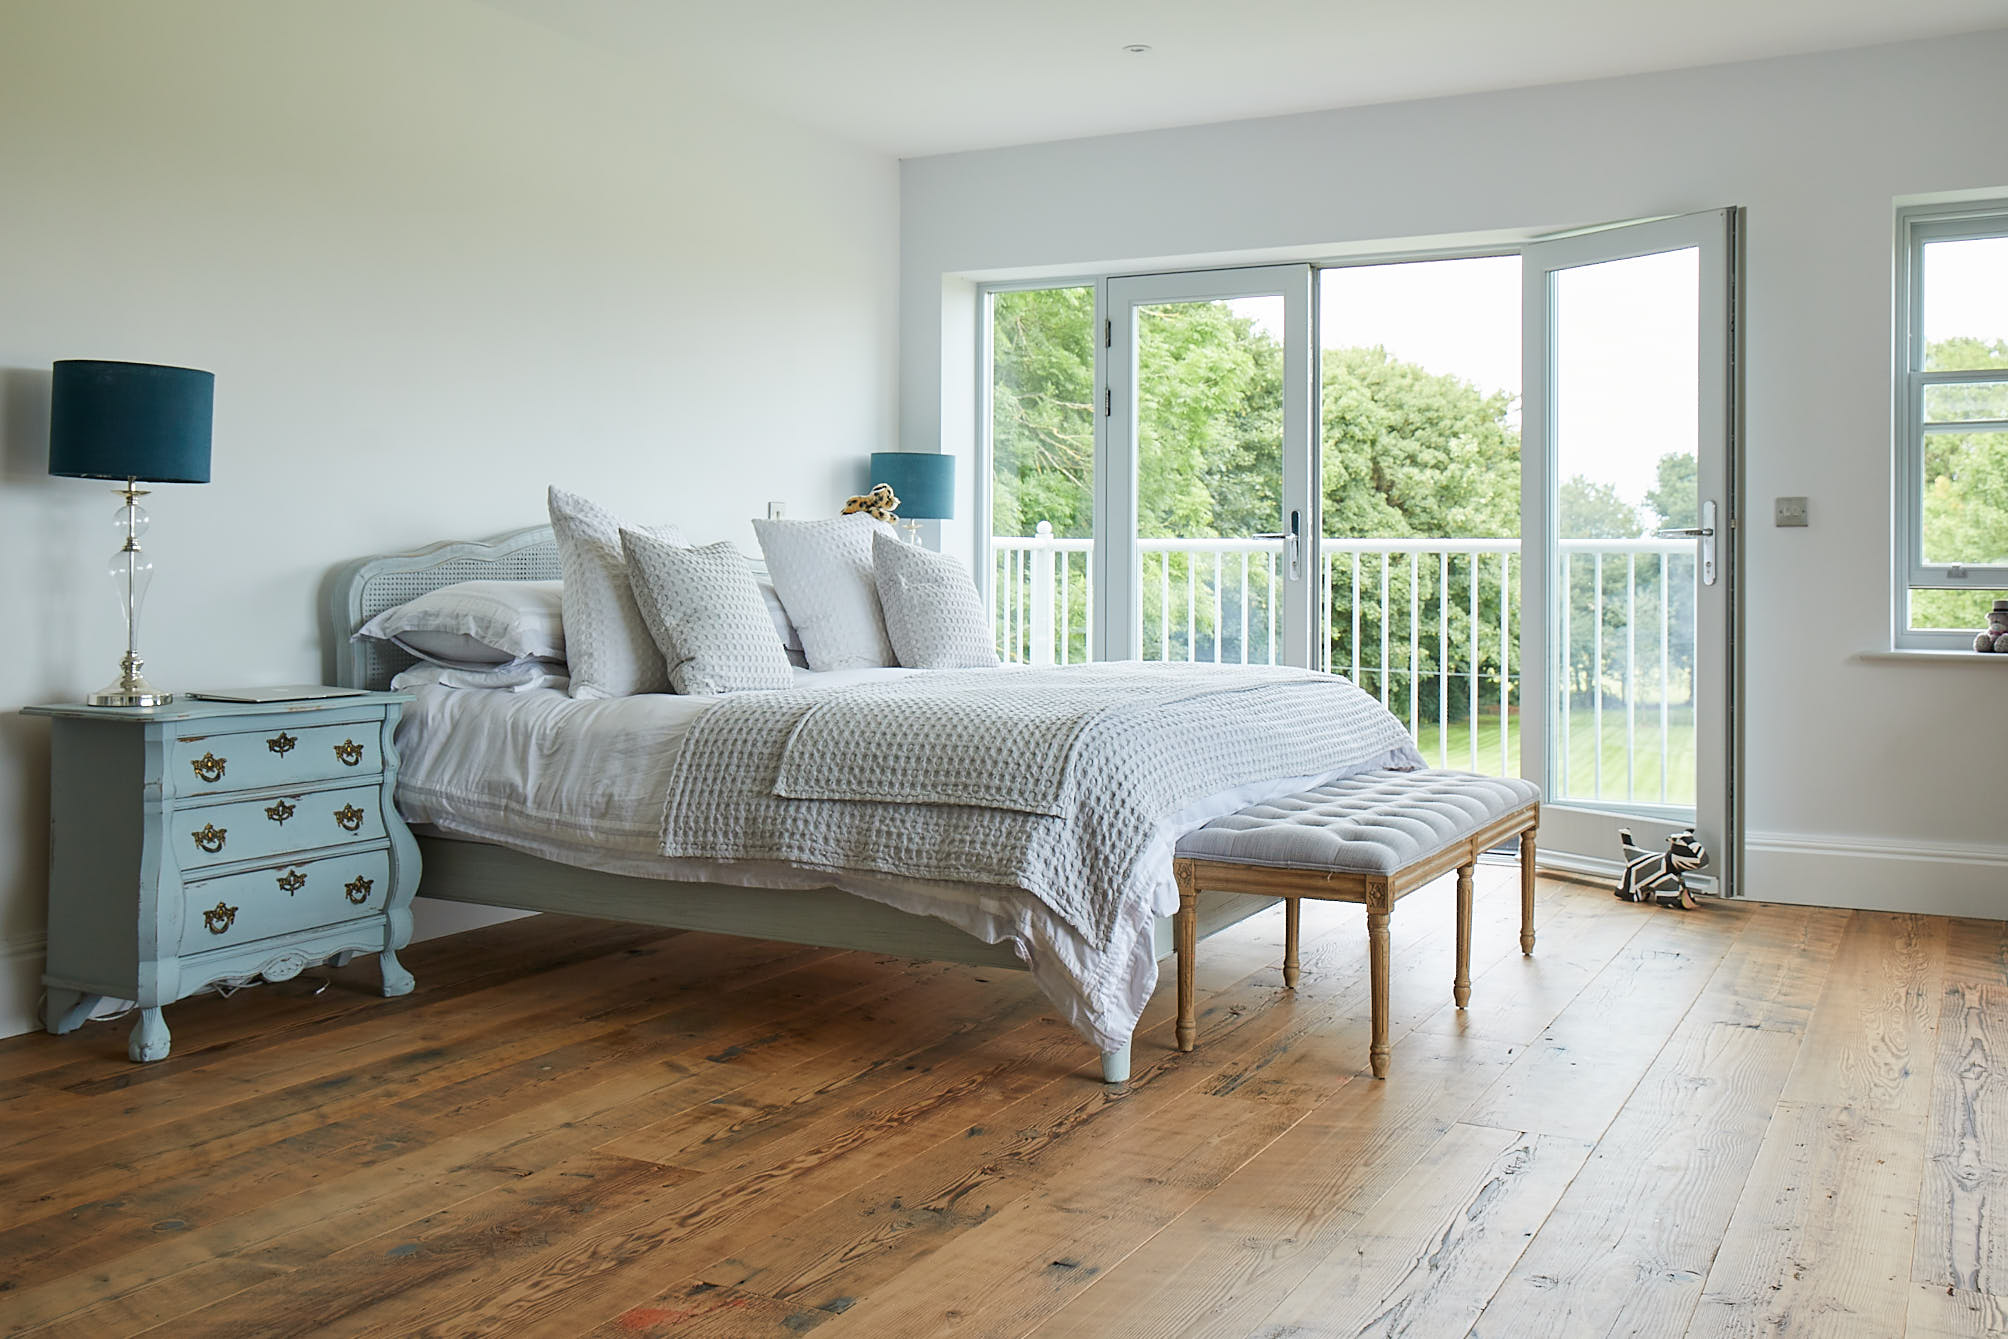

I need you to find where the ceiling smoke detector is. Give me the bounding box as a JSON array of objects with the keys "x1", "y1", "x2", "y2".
[{"x1": 1122, "y1": 43, "x2": 1152, "y2": 55}]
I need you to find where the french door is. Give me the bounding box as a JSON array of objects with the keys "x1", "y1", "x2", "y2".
[
  {"x1": 1101, "y1": 265, "x2": 1317, "y2": 664},
  {"x1": 1520, "y1": 210, "x2": 1740, "y2": 893},
  {"x1": 1056, "y1": 219, "x2": 1738, "y2": 890}
]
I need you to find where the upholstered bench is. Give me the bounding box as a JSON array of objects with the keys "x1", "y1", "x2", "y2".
[{"x1": 1171, "y1": 768, "x2": 1542, "y2": 1078}]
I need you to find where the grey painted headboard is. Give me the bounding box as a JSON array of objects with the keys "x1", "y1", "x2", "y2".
[{"x1": 327, "y1": 525, "x2": 559, "y2": 690}]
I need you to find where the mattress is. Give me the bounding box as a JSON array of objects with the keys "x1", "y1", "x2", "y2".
[{"x1": 389, "y1": 665, "x2": 1362, "y2": 1050}]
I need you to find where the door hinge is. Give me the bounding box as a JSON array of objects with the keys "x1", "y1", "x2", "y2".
[
  {"x1": 1104, "y1": 319, "x2": 1112, "y2": 348},
  {"x1": 1104, "y1": 386, "x2": 1111, "y2": 416}
]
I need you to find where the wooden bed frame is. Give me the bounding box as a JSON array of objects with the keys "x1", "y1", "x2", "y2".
[{"x1": 327, "y1": 526, "x2": 1280, "y2": 1082}]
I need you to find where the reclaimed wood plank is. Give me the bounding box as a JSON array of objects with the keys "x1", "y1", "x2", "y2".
[
  {"x1": 1782, "y1": 912, "x2": 1947, "y2": 1116},
  {"x1": 1688, "y1": 1101, "x2": 1922, "y2": 1338},
  {"x1": 1235, "y1": 1125, "x2": 1591, "y2": 1339}
]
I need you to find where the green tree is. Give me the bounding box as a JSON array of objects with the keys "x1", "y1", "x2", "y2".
[{"x1": 991, "y1": 286, "x2": 1096, "y2": 540}]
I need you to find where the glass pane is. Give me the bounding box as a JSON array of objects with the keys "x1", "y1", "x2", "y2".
[
  {"x1": 1318, "y1": 256, "x2": 1521, "y2": 775},
  {"x1": 1924, "y1": 379, "x2": 2008, "y2": 423},
  {"x1": 1910, "y1": 588, "x2": 2008, "y2": 635},
  {"x1": 1923, "y1": 236, "x2": 2008, "y2": 370},
  {"x1": 1921, "y1": 429, "x2": 2008, "y2": 566},
  {"x1": 990, "y1": 286, "x2": 1094, "y2": 664},
  {"x1": 1550, "y1": 249, "x2": 1699, "y2": 811},
  {"x1": 1134, "y1": 296, "x2": 1284, "y2": 664}
]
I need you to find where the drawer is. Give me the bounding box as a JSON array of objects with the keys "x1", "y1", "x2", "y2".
[
  {"x1": 174, "y1": 783, "x2": 386, "y2": 872},
  {"x1": 181, "y1": 847, "x2": 391, "y2": 952},
  {"x1": 171, "y1": 719, "x2": 383, "y2": 798}
]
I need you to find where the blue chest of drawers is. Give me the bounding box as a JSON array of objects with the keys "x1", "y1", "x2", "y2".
[{"x1": 22, "y1": 693, "x2": 421, "y2": 1061}]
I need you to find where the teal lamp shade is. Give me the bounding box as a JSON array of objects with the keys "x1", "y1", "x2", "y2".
[
  {"x1": 49, "y1": 360, "x2": 214, "y2": 483},
  {"x1": 869, "y1": 451, "x2": 954, "y2": 520}
]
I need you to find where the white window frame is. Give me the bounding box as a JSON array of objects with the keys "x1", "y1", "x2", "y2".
[{"x1": 1895, "y1": 201, "x2": 2008, "y2": 649}]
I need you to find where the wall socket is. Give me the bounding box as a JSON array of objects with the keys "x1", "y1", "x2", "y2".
[
  {"x1": 766, "y1": 501, "x2": 785, "y2": 520},
  {"x1": 1774, "y1": 496, "x2": 1809, "y2": 527}
]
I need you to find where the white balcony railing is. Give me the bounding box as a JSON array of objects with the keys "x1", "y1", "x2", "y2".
[{"x1": 993, "y1": 523, "x2": 1699, "y2": 806}]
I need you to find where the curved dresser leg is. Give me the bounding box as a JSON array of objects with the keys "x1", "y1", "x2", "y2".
[
  {"x1": 129, "y1": 1008, "x2": 170, "y2": 1063},
  {"x1": 379, "y1": 945, "x2": 415, "y2": 998},
  {"x1": 44, "y1": 987, "x2": 105, "y2": 1035},
  {"x1": 1100, "y1": 1044, "x2": 1132, "y2": 1084}
]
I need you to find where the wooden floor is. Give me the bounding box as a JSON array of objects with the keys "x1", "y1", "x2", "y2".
[{"x1": 1, "y1": 872, "x2": 2004, "y2": 1338}]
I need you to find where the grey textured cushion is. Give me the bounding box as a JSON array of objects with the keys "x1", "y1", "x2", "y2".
[
  {"x1": 1175, "y1": 769, "x2": 1542, "y2": 874},
  {"x1": 872, "y1": 530, "x2": 999, "y2": 670},
  {"x1": 622, "y1": 531, "x2": 794, "y2": 696},
  {"x1": 549, "y1": 486, "x2": 686, "y2": 699}
]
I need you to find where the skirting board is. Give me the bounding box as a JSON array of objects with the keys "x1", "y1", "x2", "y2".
[{"x1": 1744, "y1": 831, "x2": 2008, "y2": 919}]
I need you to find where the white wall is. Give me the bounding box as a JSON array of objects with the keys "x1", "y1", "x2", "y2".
[
  {"x1": 0, "y1": 0, "x2": 899, "y2": 1036},
  {"x1": 901, "y1": 31, "x2": 2008, "y2": 918}
]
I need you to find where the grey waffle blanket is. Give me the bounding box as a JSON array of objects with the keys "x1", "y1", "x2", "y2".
[{"x1": 658, "y1": 663, "x2": 1423, "y2": 948}]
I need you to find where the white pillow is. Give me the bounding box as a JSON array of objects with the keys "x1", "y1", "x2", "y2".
[
  {"x1": 355, "y1": 580, "x2": 564, "y2": 669},
  {"x1": 752, "y1": 513, "x2": 897, "y2": 671},
  {"x1": 548, "y1": 486, "x2": 686, "y2": 698},
  {"x1": 623, "y1": 531, "x2": 795, "y2": 695},
  {"x1": 748, "y1": 564, "x2": 804, "y2": 653},
  {"x1": 872, "y1": 531, "x2": 999, "y2": 670}
]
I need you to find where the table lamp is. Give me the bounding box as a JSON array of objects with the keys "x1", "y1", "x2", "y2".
[
  {"x1": 49, "y1": 360, "x2": 214, "y2": 707},
  {"x1": 868, "y1": 451, "x2": 954, "y2": 544}
]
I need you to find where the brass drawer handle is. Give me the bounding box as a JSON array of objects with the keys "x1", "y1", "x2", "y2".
[
  {"x1": 266, "y1": 799, "x2": 295, "y2": 824},
  {"x1": 333, "y1": 740, "x2": 365, "y2": 767},
  {"x1": 191, "y1": 824, "x2": 227, "y2": 854},
  {"x1": 277, "y1": 868, "x2": 307, "y2": 894},
  {"x1": 267, "y1": 732, "x2": 297, "y2": 756},
  {"x1": 334, "y1": 804, "x2": 366, "y2": 833},
  {"x1": 190, "y1": 752, "x2": 226, "y2": 784},
  {"x1": 345, "y1": 875, "x2": 374, "y2": 905},
  {"x1": 203, "y1": 902, "x2": 238, "y2": 935}
]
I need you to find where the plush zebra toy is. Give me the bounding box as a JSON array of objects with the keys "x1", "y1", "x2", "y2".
[{"x1": 1615, "y1": 828, "x2": 1707, "y2": 910}]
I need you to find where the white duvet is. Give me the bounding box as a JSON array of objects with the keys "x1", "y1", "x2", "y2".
[{"x1": 390, "y1": 665, "x2": 1370, "y2": 1051}]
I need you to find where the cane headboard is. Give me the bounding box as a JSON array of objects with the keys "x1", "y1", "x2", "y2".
[{"x1": 328, "y1": 526, "x2": 559, "y2": 690}]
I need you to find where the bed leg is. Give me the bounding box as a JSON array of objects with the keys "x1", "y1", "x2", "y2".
[{"x1": 1100, "y1": 1044, "x2": 1132, "y2": 1084}]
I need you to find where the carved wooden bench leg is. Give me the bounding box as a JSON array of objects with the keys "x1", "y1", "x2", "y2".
[
  {"x1": 1454, "y1": 862, "x2": 1474, "y2": 1009},
  {"x1": 1520, "y1": 827, "x2": 1539, "y2": 956},
  {"x1": 1367, "y1": 906, "x2": 1391, "y2": 1079},
  {"x1": 1283, "y1": 896, "x2": 1301, "y2": 989},
  {"x1": 1175, "y1": 860, "x2": 1198, "y2": 1053}
]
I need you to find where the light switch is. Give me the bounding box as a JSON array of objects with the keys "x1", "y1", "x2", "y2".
[
  {"x1": 1774, "y1": 496, "x2": 1808, "y2": 527},
  {"x1": 766, "y1": 501, "x2": 786, "y2": 520}
]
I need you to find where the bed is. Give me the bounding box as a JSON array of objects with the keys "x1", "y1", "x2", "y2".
[{"x1": 327, "y1": 526, "x2": 1410, "y2": 1082}]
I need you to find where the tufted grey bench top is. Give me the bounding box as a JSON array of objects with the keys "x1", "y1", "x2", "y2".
[{"x1": 1175, "y1": 768, "x2": 1542, "y2": 875}]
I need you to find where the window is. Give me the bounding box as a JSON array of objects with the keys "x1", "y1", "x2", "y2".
[{"x1": 1896, "y1": 203, "x2": 2008, "y2": 648}]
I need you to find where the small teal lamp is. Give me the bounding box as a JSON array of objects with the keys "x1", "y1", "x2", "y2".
[
  {"x1": 49, "y1": 360, "x2": 214, "y2": 707},
  {"x1": 868, "y1": 451, "x2": 954, "y2": 544}
]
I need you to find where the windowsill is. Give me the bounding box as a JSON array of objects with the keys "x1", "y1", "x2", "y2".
[{"x1": 1854, "y1": 648, "x2": 2008, "y2": 665}]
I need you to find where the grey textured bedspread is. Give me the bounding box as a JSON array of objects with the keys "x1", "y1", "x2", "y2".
[{"x1": 658, "y1": 663, "x2": 1423, "y2": 948}]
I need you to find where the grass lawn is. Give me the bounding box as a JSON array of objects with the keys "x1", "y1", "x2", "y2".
[{"x1": 1411, "y1": 704, "x2": 1696, "y2": 807}]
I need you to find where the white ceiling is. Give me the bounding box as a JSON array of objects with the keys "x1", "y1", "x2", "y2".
[{"x1": 479, "y1": 0, "x2": 2008, "y2": 158}]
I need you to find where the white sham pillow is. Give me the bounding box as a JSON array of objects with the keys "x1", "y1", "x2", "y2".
[
  {"x1": 752, "y1": 512, "x2": 897, "y2": 671},
  {"x1": 548, "y1": 486, "x2": 686, "y2": 698},
  {"x1": 354, "y1": 580, "x2": 564, "y2": 669},
  {"x1": 871, "y1": 530, "x2": 999, "y2": 670},
  {"x1": 623, "y1": 531, "x2": 795, "y2": 695}
]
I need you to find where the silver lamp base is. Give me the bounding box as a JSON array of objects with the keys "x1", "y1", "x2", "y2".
[{"x1": 88, "y1": 654, "x2": 172, "y2": 708}]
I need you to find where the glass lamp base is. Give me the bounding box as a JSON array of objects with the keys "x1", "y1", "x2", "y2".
[{"x1": 89, "y1": 658, "x2": 172, "y2": 708}]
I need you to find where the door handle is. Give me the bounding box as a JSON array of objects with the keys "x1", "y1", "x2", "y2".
[
  {"x1": 1253, "y1": 510, "x2": 1304, "y2": 582},
  {"x1": 1655, "y1": 499, "x2": 1718, "y2": 586}
]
